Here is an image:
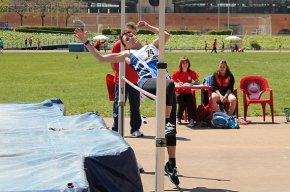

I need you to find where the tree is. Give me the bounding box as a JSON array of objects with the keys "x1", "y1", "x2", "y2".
[
  {"x1": 0, "y1": 0, "x2": 9, "y2": 16},
  {"x1": 58, "y1": 0, "x2": 84, "y2": 26},
  {"x1": 32, "y1": 0, "x2": 52, "y2": 26},
  {"x1": 9, "y1": 0, "x2": 30, "y2": 26}
]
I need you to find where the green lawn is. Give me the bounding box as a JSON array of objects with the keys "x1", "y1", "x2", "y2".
[
  {"x1": 0, "y1": 31, "x2": 76, "y2": 48},
  {"x1": 0, "y1": 52, "x2": 289, "y2": 118},
  {"x1": 159, "y1": 34, "x2": 290, "y2": 50},
  {"x1": 1, "y1": 30, "x2": 290, "y2": 50}
]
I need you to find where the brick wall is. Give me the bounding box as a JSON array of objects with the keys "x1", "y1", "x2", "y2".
[{"x1": 1, "y1": 12, "x2": 289, "y2": 35}]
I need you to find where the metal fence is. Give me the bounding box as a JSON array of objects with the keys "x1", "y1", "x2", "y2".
[{"x1": 3, "y1": 38, "x2": 77, "y2": 50}]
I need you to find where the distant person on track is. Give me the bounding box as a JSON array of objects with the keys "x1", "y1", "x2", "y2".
[
  {"x1": 94, "y1": 40, "x2": 101, "y2": 51},
  {"x1": 221, "y1": 40, "x2": 225, "y2": 52},
  {"x1": 278, "y1": 42, "x2": 282, "y2": 52},
  {"x1": 234, "y1": 44, "x2": 239, "y2": 52},
  {"x1": 103, "y1": 40, "x2": 108, "y2": 52},
  {"x1": 211, "y1": 39, "x2": 217, "y2": 53},
  {"x1": 28, "y1": 37, "x2": 32, "y2": 47},
  {"x1": 36, "y1": 39, "x2": 41, "y2": 50},
  {"x1": 204, "y1": 41, "x2": 208, "y2": 52},
  {"x1": 0, "y1": 38, "x2": 4, "y2": 53},
  {"x1": 24, "y1": 38, "x2": 28, "y2": 47}
]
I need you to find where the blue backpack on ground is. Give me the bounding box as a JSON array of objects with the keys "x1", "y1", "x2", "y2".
[{"x1": 211, "y1": 112, "x2": 239, "y2": 129}]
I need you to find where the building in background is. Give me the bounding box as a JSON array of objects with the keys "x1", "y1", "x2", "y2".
[
  {"x1": 1, "y1": 0, "x2": 290, "y2": 35},
  {"x1": 83, "y1": 0, "x2": 290, "y2": 14},
  {"x1": 172, "y1": 0, "x2": 290, "y2": 14}
]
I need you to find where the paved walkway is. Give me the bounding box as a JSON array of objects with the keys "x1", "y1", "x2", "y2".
[{"x1": 104, "y1": 116, "x2": 290, "y2": 192}]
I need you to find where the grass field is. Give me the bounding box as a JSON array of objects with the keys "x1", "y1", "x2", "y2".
[
  {"x1": 0, "y1": 52, "x2": 289, "y2": 118},
  {"x1": 1, "y1": 30, "x2": 290, "y2": 50}
]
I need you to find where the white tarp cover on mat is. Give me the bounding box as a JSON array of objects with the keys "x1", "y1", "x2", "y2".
[{"x1": 0, "y1": 98, "x2": 134, "y2": 191}]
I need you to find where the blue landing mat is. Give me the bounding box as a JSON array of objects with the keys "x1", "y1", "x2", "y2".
[{"x1": 0, "y1": 98, "x2": 143, "y2": 192}]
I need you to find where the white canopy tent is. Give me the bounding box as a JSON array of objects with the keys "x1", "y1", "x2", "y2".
[
  {"x1": 93, "y1": 34, "x2": 109, "y2": 41},
  {"x1": 225, "y1": 35, "x2": 241, "y2": 41}
]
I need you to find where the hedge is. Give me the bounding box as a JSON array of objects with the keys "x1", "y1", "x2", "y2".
[
  {"x1": 207, "y1": 29, "x2": 233, "y2": 35},
  {"x1": 102, "y1": 28, "x2": 200, "y2": 35},
  {"x1": 15, "y1": 26, "x2": 76, "y2": 34}
]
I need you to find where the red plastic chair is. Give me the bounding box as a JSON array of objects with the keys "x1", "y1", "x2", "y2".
[
  {"x1": 106, "y1": 74, "x2": 115, "y2": 101},
  {"x1": 239, "y1": 76, "x2": 274, "y2": 123}
]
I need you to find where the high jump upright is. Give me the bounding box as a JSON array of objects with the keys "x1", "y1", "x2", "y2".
[
  {"x1": 155, "y1": 1, "x2": 167, "y2": 191},
  {"x1": 118, "y1": 0, "x2": 126, "y2": 137},
  {"x1": 119, "y1": 1, "x2": 167, "y2": 191}
]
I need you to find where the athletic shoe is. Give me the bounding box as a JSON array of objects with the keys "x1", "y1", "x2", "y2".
[
  {"x1": 165, "y1": 122, "x2": 177, "y2": 136},
  {"x1": 138, "y1": 163, "x2": 145, "y2": 173},
  {"x1": 164, "y1": 161, "x2": 180, "y2": 186},
  {"x1": 141, "y1": 115, "x2": 147, "y2": 124},
  {"x1": 176, "y1": 118, "x2": 182, "y2": 125},
  {"x1": 187, "y1": 119, "x2": 196, "y2": 128},
  {"x1": 139, "y1": 167, "x2": 145, "y2": 173},
  {"x1": 131, "y1": 130, "x2": 144, "y2": 137}
]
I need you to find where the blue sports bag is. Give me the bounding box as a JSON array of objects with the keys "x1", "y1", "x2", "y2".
[{"x1": 211, "y1": 112, "x2": 239, "y2": 129}]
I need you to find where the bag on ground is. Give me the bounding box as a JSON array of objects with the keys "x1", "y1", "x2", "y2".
[
  {"x1": 211, "y1": 112, "x2": 239, "y2": 129},
  {"x1": 196, "y1": 104, "x2": 210, "y2": 122}
]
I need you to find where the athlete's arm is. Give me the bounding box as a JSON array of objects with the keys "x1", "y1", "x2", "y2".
[
  {"x1": 137, "y1": 21, "x2": 170, "y2": 49},
  {"x1": 74, "y1": 28, "x2": 129, "y2": 63}
]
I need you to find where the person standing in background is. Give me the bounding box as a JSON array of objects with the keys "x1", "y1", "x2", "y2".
[
  {"x1": 28, "y1": 37, "x2": 33, "y2": 47},
  {"x1": 103, "y1": 40, "x2": 108, "y2": 52},
  {"x1": 36, "y1": 39, "x2": 41, "y2": 50},
  {"x1": 110, "y1": 22, "x2": 143, "y2": 137},
  {"x1": 204, "y1": 41, "x2": 208, "y2": 52},
  {"x1": 278, "y1": 42, "x2": 282, "y2": 52},
  {"x1": 94, "y1": 40, "x2": 101, "y2": 51},
  {"x1": 0, "y1": 38, "x2": 4, "y2": 53},
  {"x1": 24, "y1": 38, "x2": 28, "y2": 47},
  {"x1": 211, "y1": 39, "x2": 217, "y2": 53},
  {"x1": 221, "y1": 40, "x2": 225, "y2": 52}
]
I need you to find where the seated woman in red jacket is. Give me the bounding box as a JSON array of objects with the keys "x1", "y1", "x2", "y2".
[
  {"x1": 211, "y1": 60, "x2": 237, "y2": 115},
  {"x1": 171, "y1": 56, "x2": 200, "y2": 127}
]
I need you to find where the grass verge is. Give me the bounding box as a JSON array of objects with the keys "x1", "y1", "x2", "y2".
[{"x1": 0, "y1": 52, "x2": 289, "y2": 117}]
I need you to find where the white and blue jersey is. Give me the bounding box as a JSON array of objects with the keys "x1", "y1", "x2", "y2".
[{"x1": 129, "y1": 44, "x2": 171, "y2": 88}]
